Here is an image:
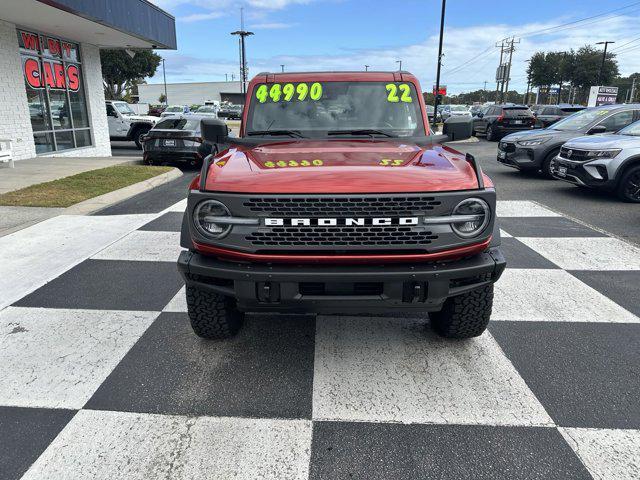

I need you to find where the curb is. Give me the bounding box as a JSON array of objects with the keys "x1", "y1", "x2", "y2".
[{"x1": 64, "y1": 167, "x2": 183, "y2": 215}]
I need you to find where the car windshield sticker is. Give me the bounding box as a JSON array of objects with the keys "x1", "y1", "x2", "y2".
[
  {"x1": 264, "y1": 159, "x2": 324, "y2": 168},
  {"x1": 385, "y1": 83, "x2": 413, "y2": 103},
  {"x1": 255, "y1": 83, "x2": 323, "y2": 103}
]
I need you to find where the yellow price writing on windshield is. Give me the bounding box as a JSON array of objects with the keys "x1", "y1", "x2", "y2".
[
  {"x1": 256, "y1": 83, "x2": 323, "y2": 103},
  {"x1": 264, "y1": 159, "x2": 324, "y2": 168},
  {"x1": 385, "y1": 83, "x2": 413, "y2": 103}
]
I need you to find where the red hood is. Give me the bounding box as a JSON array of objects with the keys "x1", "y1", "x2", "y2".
[{"x1": 203, "y1": 140, "x2": 490, "y2": 193}]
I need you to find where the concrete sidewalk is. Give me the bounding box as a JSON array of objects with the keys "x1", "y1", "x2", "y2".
[{"x1": 0, "y1": 156, "x2": 140, "y2": 195}]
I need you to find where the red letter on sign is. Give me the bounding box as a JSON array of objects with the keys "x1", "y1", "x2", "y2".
[
  {"x1": 24, "y1": 58, "x2": 42, "y2": 89},
  {"x1": 20, "y1": 31, "x2": 39, "y2": 51},
  {"x1": 53, "y1": 63, "x2": 66, "y2": 88},
  {"x1": 47, "y1": 38, "x2": 61, "y2": 57},
  {"x1": 66, "y1": 64, "x2": 80, "y2": 91},
  {"x1": 43, "y1": 62, "x2": 56, "y2": 89}
]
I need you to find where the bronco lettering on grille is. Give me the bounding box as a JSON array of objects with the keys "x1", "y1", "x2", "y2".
[{"x1": 264, "y1": 217, "x2": 420, "y2": 226}]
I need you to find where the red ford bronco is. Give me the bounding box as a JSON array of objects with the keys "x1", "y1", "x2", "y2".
[{"x1": 178, "y1": 71, "x2": 505, "y2": 340}]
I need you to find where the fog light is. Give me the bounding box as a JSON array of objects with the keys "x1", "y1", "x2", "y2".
[
  {"x1": 451, "y1": 198, "x2": 490, "y2": 238},
  {"x1": 193, "y1": 200, "x2": 231, "y2": 238}
]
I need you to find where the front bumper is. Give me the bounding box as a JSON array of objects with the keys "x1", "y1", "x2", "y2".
[
  {"x1": 177, "y1": 247, "x2": 506, "y2": 313},
  {"x1": 550, "y1": 157, "x2": 615, "y2": 189},
  {"x1": 497, "y1": 141, "x2": 542, "y2": 170}
]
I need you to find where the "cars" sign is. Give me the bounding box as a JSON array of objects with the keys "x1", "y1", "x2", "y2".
[{"x1": 20, "y1": 30, "x2": 80, "y2": 92}]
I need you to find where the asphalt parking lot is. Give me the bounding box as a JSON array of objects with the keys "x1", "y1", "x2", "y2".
[
  {"x1": 467, "y1": 137, "x2": 640, "y2": 246},
  {"x1": 1, "y1": 139, "x2": 639, "y2": 480}
]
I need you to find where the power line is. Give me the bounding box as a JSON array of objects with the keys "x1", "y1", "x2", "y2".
[{"x1": 518, "y1": 1, "x2": 640, "y2": 39}]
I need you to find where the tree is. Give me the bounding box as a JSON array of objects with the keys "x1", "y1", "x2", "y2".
[
  {"x1": 158, "y1": 93, "x2": 167, "y2": 104},
  {"x1": 101, "y1": 49, "x2": 161, "y2": 100},
  {"x1": 571, "y1": 45, "x2": 619, "y2": 90}
]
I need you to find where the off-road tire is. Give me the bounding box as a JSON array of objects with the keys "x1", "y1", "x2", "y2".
[
  {"x1": 540, "y1": 148, "x2": 560, "y2": 179},
  {"x1": 133, "y1": 125, "x2": 151, "y2": 150},
  {"x1": 616, "y1": 164, "x2": 640, "y2": 203},
  {"x1": 430, "y1": 285, "x2": 494, "y2": 339},
  {"x1": 486, "y1": 125, "x2": 496, "y2": 141},
  {"x1": 186, "y1": 285, "x2": 244, "y2": 339}
]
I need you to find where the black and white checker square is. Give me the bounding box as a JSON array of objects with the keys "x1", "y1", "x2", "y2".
[{"x1": 2, "y1": 198, "x2": 640, "y2": 480}]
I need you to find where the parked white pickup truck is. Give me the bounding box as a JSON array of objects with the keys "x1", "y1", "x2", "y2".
[{"x1": 106, "y1": 100, "x2": 158, "y2": 149}]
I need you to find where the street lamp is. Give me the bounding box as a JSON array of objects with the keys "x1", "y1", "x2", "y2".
[
  {"x1": 280, "y1": 64, "x2": 285, "y2": 72},
  {"x1": 596, "y1": 41, "x2": 615, "y2": 85},
  {"x1": 433, "y1": 0, "x2": 447, "y2": 126},
  {"x1": 396, "y1": 60, "x2": 402, "y2": 71},
  {"x1": 161, "y1": 58, "x2": 168, "y2": 105},
  {"x1": 365, "y1": 65, "x2": 369, "y2": 71}
]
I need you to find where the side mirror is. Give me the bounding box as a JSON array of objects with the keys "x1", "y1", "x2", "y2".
[
  {"x1": 476, "y1": 112, "x2": 483, "y2": 118},
  {"x1": 588, "y1": 124, "x2": 607, "y2": 135},
  {"x1": 201, "y1": 118, "x2": 229, "y2": 144},
  {"x1": 107, "y1": 110, "x2": 117, "y2": 117}
]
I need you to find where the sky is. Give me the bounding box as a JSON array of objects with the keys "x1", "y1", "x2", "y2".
[{"x1": 147, "y1": 0, "x2": 640, "y2": 94}]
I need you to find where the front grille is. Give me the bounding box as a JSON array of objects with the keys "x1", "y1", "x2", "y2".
[
  {"x1": 242, "y1": 196, "x2": 442, "y2": 217},
  {"x1": 559, "y1": 147, "x2": 591, "y2": 162},
  {"x1": 246, "y1": 226, "x2": 438, "y2": 247}
]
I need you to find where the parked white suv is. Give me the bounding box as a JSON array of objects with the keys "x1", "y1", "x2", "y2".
[
  {"x1": 106, "y1": 100, "x2": 158, "y2": 149},
  {"x1": 551, "y1": 119, "x2": 640, "y2": 202}
]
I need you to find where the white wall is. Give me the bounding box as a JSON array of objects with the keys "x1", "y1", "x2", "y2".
[
  {"x1": 0, "y1": 19, "x2": 36, "y2": 160},
  {"x1": 138, "y1": 81, "x2": 242, "y2": 106},
  {"x1": 0, "y1": 20, "x2": 111, "y2": 160}
]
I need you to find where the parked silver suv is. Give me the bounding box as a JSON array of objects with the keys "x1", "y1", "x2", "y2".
[{"x1": 551, "y1": 120, "x2": 640, "y2": 202}]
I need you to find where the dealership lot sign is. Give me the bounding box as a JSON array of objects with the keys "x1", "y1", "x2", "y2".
[{"x1": 588, "y1": 86, "x2": 618, "y2": 107}]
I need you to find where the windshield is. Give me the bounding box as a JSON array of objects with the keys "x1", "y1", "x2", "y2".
[
  {"x1": 154, "y1": 118, "x2": 200, "y2": 130},
  {"x1": 246, "y1": 81, "x2": 425, "y2": 137},
  {"x1": 618, "y1": 120, "x2": 640, "y2": 136},
  {"x1": 551, "y1": 108, "x2": 610, "y2": 131},
  {"x1": 114, "y1": 102, "x2": 135, "y2": 115},
  {"x1": 450, "y1": 105, "x2": 468, "y2": 112},
  {"x1": 196, "y1": 107, "x2": 215, "y2": 113},
  {"x1": 165, "y1": 106, "x2": 184, "y2": 112}
]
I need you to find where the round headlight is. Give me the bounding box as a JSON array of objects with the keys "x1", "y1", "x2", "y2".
[
  {"x1": 193, "y1": 200, "x2": 231, "y2": 238},
  {"x1": 451, "y1": 198, "x2": 490, "y2": 238}
]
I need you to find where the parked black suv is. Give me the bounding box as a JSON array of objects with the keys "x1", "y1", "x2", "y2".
[
  {"x1": 532, "y1": 104, "x2": 585, "y2": 128},
  {"x1": 498, "y1": 104, "x2": 640, "y2": 177},
  {"x1": 472, "y1": 104, "x2": 535, "y2": 141}
]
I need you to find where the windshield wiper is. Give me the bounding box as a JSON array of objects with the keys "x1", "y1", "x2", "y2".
[
  {"x1": 247, "y1": 130, "x2": 305, "y2": 138},
  {"x1": 327, "y1": 129, "x2": 395, "y2": 138}
]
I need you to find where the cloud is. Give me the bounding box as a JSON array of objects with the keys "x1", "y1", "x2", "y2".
[
  {"x1": 178, "y1": 11, "x2": 224, "y2": 22},
  {"x1": 150, "y1": 12, "x2": 640, "y2": 94},
  {"x1": 249, "y1": 22, "x2": 296, "y2": 29}
]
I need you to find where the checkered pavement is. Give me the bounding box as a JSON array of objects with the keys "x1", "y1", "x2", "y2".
[{"x1": 1, "y1": 199, "x2": 640, "y2": 480}]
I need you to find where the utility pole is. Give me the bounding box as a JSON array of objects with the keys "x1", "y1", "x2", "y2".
[
  {"x1": 231, "y1": 7, "x2": 254, "y2": 96},
  {"x1": 162, "y1": 58, "x2": 168, "y2": 105},
  {"x1": 365, "y1": 65, "x2": 369, "y2": 71},
  {"x1": 596, "y1": 41, "x2": 614, "y2": 85},
  {"x1": 495, "y1": 39, "x2": 505, "y2": 104},
  {"x1": 630, "y1": 77, "x2": 636, "y2": 103},
  {"x1": 396, "y1": 60, "x2": 402, "y2": 71},
  {"x1": 503, "y1": 37, "x2": 519, "y2": 103},
  {"x1": 433, "y1": 0, "x2": 447, "y2": 125}
]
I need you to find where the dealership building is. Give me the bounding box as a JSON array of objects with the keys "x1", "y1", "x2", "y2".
[
  {"x1": 137, "y1": 81, "x2": 243, "y2": 106},
  {"x1": 0, "y1": 0, "x2": 176, "y2": 161}
]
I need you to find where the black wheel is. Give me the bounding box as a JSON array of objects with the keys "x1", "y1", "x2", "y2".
[
  {"x1": 134, "y1": 125, "x2": 151, "y2": 150},
  {"x1": 186, "y1": 285, "x2": 244, "y2": 339},
  {"x1": 617, "y1": 165, "x2": 640, "y2": 203},
  {"x1": 486, "y1": 125, "x2": 496, "y2": 141},
  {"x1": 430, "y1": 285, "x2": 494, "y2": 339},
  {"x1": 540, "y1": 149, "x2": 560, "y2": 179}
]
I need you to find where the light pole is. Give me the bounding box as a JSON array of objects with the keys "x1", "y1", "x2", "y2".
[
  {"x1": 231, "y1": 8, "x2": 254, "y2": 96},
  {"x1": 396, "y1": 60, "x2": 402, "y2": 71},
  {"x1": 596, "y1": 41, "x2": 614, "y2": 85},
  {"x1": 433, "y1": 0, "x2": 447, "y2": 125},
  {"x1": 365, "y1": 65, "x2": 369, "y2": 71},
  {"x1": 162, "y1": 58, "x2": 168, "y2": 105},
  {"x1": 280, "y1": 64, "x2": 285, "y2": 72}
]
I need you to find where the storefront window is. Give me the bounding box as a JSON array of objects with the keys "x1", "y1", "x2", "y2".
[{"x1": 18, "y1": 29, "x2": 91, "y2": 152}]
